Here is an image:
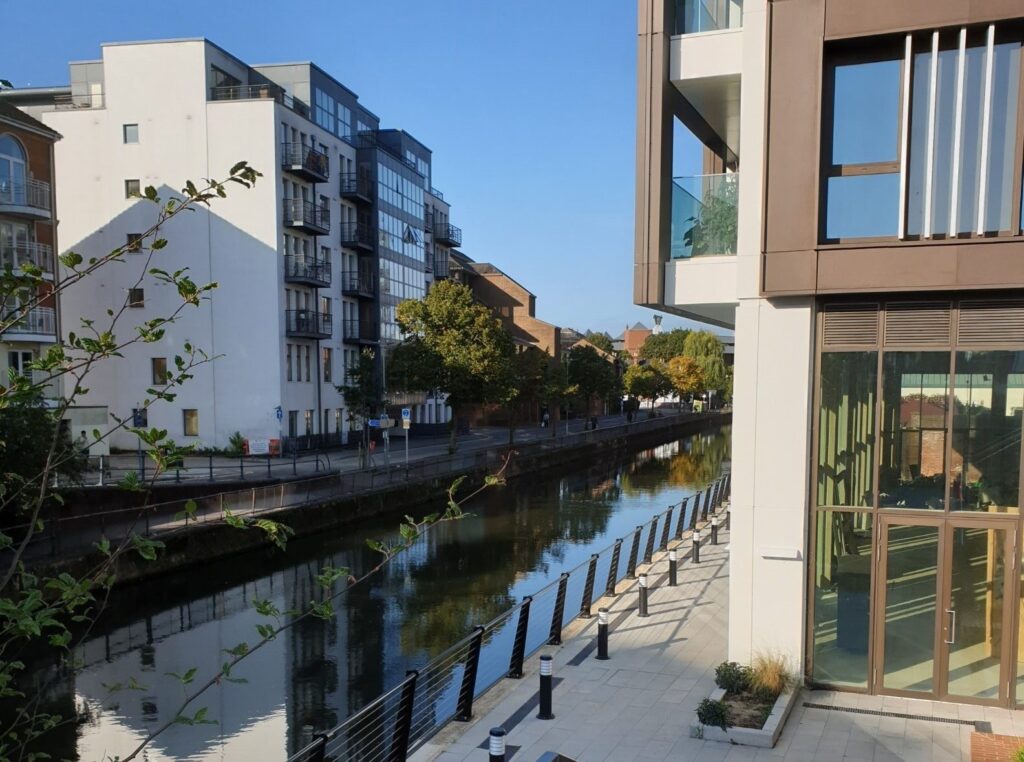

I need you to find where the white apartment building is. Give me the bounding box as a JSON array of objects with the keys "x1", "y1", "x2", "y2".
[{"x1": 5, "y1": 38, "x2": 460, "y2": 451}]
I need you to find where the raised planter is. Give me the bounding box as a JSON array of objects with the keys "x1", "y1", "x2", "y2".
[{"x1": 692, "y1": 685, "x2": 800, "y2": 748}]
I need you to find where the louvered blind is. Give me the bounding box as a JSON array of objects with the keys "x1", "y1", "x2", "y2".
[
  {"x1": 883, "y1": 302, "x2": 951, "y2": 347},
  {"x1": 958, "y1": 300, "x2": 1024, "y2": 346},
  {"x1": 822, "y1": 303, "x2": 878, "y2": 347}
]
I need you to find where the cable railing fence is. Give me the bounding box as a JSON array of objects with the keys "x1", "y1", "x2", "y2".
[{"x1": 287, "y1": 472, "x2": 731, "y2": 762}]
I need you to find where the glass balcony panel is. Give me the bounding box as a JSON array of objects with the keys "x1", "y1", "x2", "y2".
[
  {"x1": 674, "y1": 0, "x2": 742, "y2": 35},
  {"x1": 671, "y1": 173, "x2": 738, "y2": 259}
]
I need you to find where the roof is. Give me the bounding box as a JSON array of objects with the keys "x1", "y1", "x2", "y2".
[
  {"x1": 629, "y1": 321, "x2": 649, "y2": 331},
  {"x1": 0, "y1": 102, "x2": 60, "y2": 139}
]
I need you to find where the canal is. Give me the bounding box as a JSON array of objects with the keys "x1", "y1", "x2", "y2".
[{"x1": 41, "y1": 425, "x2": 729, "y2": 761}]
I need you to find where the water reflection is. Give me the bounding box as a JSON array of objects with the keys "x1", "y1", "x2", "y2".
[{"x1": 42, "y1": 427, "x2": 729, "y2": 760}]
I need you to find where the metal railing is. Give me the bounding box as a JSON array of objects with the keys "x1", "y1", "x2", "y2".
[
  {"x1": 674, "y1": 0, "x2": 743, "y2": 34},
  {"x1": 671, "y1": 173, "x2": 738, "y2": 259},
  {"x1": 1, "y1": 306, "x2": 56, "y2": 336},
  {"x1": 342, "y1": 318, "x2": 378, "y2": 343},
  {"x1": 339, "y1": 173, "x2": 374, "y2": 200},
  {"x1": 432, "y1": 222, "x2": 462, "y2": 248},
  {"x1": 340, "y1": 270, "x2": 375, "y2": 295},
  {"x1": 284, "y1": 256, "x2": 332, "y2": 286},
  {"x1": 288, "y1": 472, "x2": 732, "y2": 761},
  {"x1": 210, "y1": 84, "x2": 311, "y2": 119},
  {"x1": 429, "y1": 186, "x2": 444, "y2": 201},
  {"x1": 53, "y1": 91, "x2": 104, "y2": 110},
  {"x1": 0, "y1": 241, "x2": 54, "y2": 274},
  {"x1": 281, "y1": 142, "x2": 330, "y2": 180},
  {"x1": 339, "y1": 221, "x2": 374, "y2": 249},
  {"x1": 283, "y1": 198, "x2": 330, "y2": 233},
  {"x1": 0, "y1": 178, "x2": 52, "y2": 212},
  {"x1": 285, "y1": 309, "x2": 332, "y2": 339}
]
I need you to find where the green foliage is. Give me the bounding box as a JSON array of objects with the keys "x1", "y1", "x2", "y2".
[
  {"x1": 683, "y1": 330, "x2": 728, "y2": 394},
  {"x1": 339, "y1": 347, "x2": 381, "y2": 420},
  {"x1": 639, "y1": 328, "x2": 690, "y2": 363},
  {"x1": 1015, "y1": 746, "x2": 1024, "y2": 762},
  {"x1": 684, "y1": 176, "x2": 738, "y2": 256},
  {"x1": 623, "y1": 363, "x2": 671, "y2": 409},
  {"x1": 666, "y1": 355, "x2": 704, "y2": 400},
  {"x1": 566, "y1": 345, "x2": 618, "y2": 415},
  {"x1": 583, "y1": 330, "x2": 614, "y2": 355},
  {"x1": 0, "y1": 403, "x2": 87, "y2": 492},
  {"x1": 226, "y1": 431, "x2": 245, "y2": 457},
  {"x1": 696, "y1": 698, "x2": 731, "y2": 730},
  {"x1": 714, "y1": 661, "x2": 751, "y2": 694}
]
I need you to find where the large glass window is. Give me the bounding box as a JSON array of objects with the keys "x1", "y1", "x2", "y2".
[
  {"x1": 879, "y1": 352, "x2": 950, "y2": 509},
  {"x1": 950, "y1": 351, "x2": 1024, "y2": 513},
  {"x1": 818, "y1": 353, "x2": 877, "y2": 507},
  {"x1": 812, "y1": 511, "x2": 873, "y2": 688}
]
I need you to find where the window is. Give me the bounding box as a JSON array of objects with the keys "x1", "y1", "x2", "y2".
[
  {"x1": 125, "y1": 179, "x2": 140, "y2": 198},
  {"x1": 126, "y1": 233, "x2": 143, "y2": 252},
  {"x1": 0, "y1": 135, "x2": 27, "y2": 206},
  {"x1": 182, "y1": 409, "x2": 199, "y2": 437},
  {"x1": 8, "y1": 350, "x2": 31, "y2": 376},
  {"x1": 323, "y1": 347, "x2": 332, "y2": 382},
  {"x1": 817, "y1": 353, "x2": 877, "y2": 508},
  {"x1": 304, "y1": 409, "x2": 313, "y2": 435},
  {"x1": 151, "y1": 357, "x2": 168, "y2": 385},
  {"x1": 304, "y1": 345, "x2": 311, "y2": 382},
  {"x1": 287, "y1": 410, "x2": 298, "y2": 438},
  {"x1": 211, "y1": 66, "x2": 241, "y2": 90},
  {"x1": 123, "y1": 124, "x2": 139, "y2": 144},
  {"x1": 128, "y1": 288, "x2": 144, "y2": 308},
  {"x1": 286, "y1": 344, "x2": 293, "y2": 382}
]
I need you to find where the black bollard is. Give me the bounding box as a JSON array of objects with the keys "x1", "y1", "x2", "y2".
[
  {"x1": 693, "y1": 528, "x2": 701, "y2": 564},
  {"x1": 638, "y1": 573, "x2": 649, "y2": 617},
  {"x1": 597, "y1": 608, "x2": 610, "y2": 660},
  {"x1": 725, "y1": 506, "x2": 731, "y2": 531},
  {"x1": 711, "y1": 515, "x2": 719, "y2": 545},
  {"x1": 668, "y1": 548, "x2": 678, "y2": 587},
  {"x1": 537, "y1": 655, "x2": 554, "y2": 720},
  {"x1": 489, "y1": 727, "x2": 507, "y2": 762}
]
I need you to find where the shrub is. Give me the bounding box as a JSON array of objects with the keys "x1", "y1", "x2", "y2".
[
  {"x1": 1016, "y1": 747, "x2": 1024, "y2": 762},
  {"x1": 696, "y1": 698, "x2": 730, "y2": 730},
  {"x1": 714, "y1": 661, "x2": 751, "y2": 694},
  {"x1": 749, "y1": 652, "x2": 793, "y2": 701},
  {"x1": 227, "y1": 431, "x2": 245, "y2": 457}
]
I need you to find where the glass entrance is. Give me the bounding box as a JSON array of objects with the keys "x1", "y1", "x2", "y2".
[{"x1": 876, "y1": 518, "x2": 1013, "y2": 703}]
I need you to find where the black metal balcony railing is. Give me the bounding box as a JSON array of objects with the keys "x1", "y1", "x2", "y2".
[
  {"x1": 1, "y1": 306, "x2": 57, "y2": 337},
  {"x1": 424, "y1": 210, "x2": 434, "y2": 230},
  {"x1": 433, "y1": 252, "x2": 451, "y2": 279},
  {"x1": 341, "y1": 319, "x2": 378, "y2": 344},
  {"x1": 433, "y1": 222, "x2": 462, "y2": 248},
  {"x1": 285, "y1": 309, "x2": 332, "y2": 339},
  {"x1": 340, "y1": 271, "x2": 375, "y2": 297},
  {"x1": 284, "y1": 256, "x2": 332, "y2": 287},
  {"x1": 339, "y1": 173, "x2": 374, "y2": 203},
  {"x1": 339, "y1": 222, "x2": 374, "y2": 250},
  {"x1": 283, "y1": 198, "x2": 330, "y2": 234},
  {"x1": 0, "y1": 241, "x2": 54, "y2": 275},
  {"x1": 428, "y1": 186, "x2": 444, "y2": 201},
  {"x1": 281, "y1": 142, "x2": 329, "y2": 182},
  {"x1": 209, "y1": 84, "x2": 311, "y2": 119},
  {"x1": 0, "y1": 179, "x2": 52, "y2": 214}
]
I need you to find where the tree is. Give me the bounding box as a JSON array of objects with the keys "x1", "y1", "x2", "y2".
[
  {"x1": 393, "y1": 280, "x2": 515, "y2": 452},
  {"x1": 583, "y1": 330, "x2": 614, "y2": 355},
  {"x1": 566, "y1": 345, "x2": 618, "y2": 418},
  {"x1": 683, "y1": 174, "x2": 738, "y2": 256},
  {"x1": 640, "y1": 328, "x2": 690, "y2": 363},
  {"x1": 339, "y1": 348, "x2": 381, "y2": 464},
  {"x1": 623, "y1": 363, "x2": 672, "y2": 412},
  {"x1": 665, "y1": 355, "x2": 704, "y2": 406},
  {"x1": 507, "y1": 346, "x2": 559, "y2": 443},
  {"x1": 683, "y1": 330, "x2": 728, "y2": 396}
]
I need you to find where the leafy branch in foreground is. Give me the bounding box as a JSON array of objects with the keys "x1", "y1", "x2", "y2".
[{"x1": 115, "y1": 454, "x2": 512, "y2": 762}]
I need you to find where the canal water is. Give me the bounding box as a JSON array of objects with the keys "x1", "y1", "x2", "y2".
[{"x1": 44, "y1": 426, "x2": 729, "y2": 761}]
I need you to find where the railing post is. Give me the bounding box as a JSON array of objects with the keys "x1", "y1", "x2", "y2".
[
  {"x1": 267, "y1": 456, "x2": 272, "y2": 479},
  {"x1": 643, "y1": 516, "x2": 658, "y2": 564},
  {"x1": 209, "y1": 454, "x2": 213, "y2": 481},
  {"x1": 702, "y1": 486, "x2": 714, "y2": 521},
  {"x1": 387, "y1": 670, "x2": 418, "y2": 762},
  {"x1": 675, "y1": 498, "x2": 689, "y2": 540},
  {"x1": 626, "y1": 526, "x2": 642, "y2": 579},
  {"x1": 240, "y1": 456, "x2": 244, "y2": 480},
  {"x1": 605, "y1": 539, "x2": 623, "y2": 596},
  {"x1": 689, "y1": 492, "x2": 701, "y2": 530},
  {"x1": 548, "y1": 573, "x2": 569, "y2": 645},
  {"x1": 309, "y1": 733, "x2": 328, "y2": 762},
  {"x1": 508, "y1": 597, "x2": 531, "y2": 679},
  {"x1": 659, "y1": 508, "x2": 672, "y2": 551},
  {"x1": 455, "y1": 625, "x2": 485, "y2": 721},
  {"x1": 579, "y1": 554, "x2": 599, "y2": 618}
]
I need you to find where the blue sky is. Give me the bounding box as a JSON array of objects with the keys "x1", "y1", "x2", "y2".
[{"x1": 5, "y1": 0, "x2": 710, "y2": 337}]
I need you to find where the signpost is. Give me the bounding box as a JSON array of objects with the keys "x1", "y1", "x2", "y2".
[{"x1": 401, "y1": 408, "x2": 411, "y2": 467}]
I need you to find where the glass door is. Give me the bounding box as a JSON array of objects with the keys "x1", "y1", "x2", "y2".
[{"x1": 939, "y1": 521, "x2": 1013, "y2": 704}]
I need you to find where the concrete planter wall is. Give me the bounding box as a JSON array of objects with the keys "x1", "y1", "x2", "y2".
[{"x1": 693, "y1": 685, "x2": 799, "y2": 748}]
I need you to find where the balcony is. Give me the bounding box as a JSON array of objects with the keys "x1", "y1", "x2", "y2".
[
  {"x1": 283, "y1": 198, "x2": 330, "y2": 236},
  {"x1": 339, "y1": 222, "x2": 374, "y2": 251},
  {"x1": 281, "y1": 142, "x2": 329, "y2": 183},
  {"x1": 339, "y1": 173, "x2": 374, "y2": 204},
  {"x1": 433, "y1": 251, "x2": 451, "y2": 279},
  {"x1": 1, "y1": 241, "x2": 54, "y2": 278},
  {"x1": 340, "y1": 271, "x2": 376, "y2": 299},
  {"x1": 285, "y1": 309, "x2": 332, "y2": 339},
  {"x1": 0, "y1": 178, "x2": 52, "y2": 220},
  {"x1": 284, "y1": 256, "x2": 331, "y2": 288},
  {"x1": 671, "y1": 174, "x2": 738, "y2": 259},
  {"x1": 428, "y1": 186, "x2": 445, "y2": 201},
  {"x1": 209, "y1": 84, "x2": 311, "y2": 120},
  {"x1": 342, "y1": 319, "x2": 378, "y2": 345},
  {"x1": 674, "y1": 0, "x2": 742, "y2": 35},
  {"x1": 53, "y1": 91, "x2": 104, "y2": 110},
  {"x1": 2, "y1": 306, "x2": 57, "y2": 342},
  {"x1": 433, "y1": 222, "x2": 462, "y2": 248}
]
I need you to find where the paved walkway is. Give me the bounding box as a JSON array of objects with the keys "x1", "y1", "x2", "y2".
[{"x1": 417, "y1": 518, "x2": 1024, "y2": 762}]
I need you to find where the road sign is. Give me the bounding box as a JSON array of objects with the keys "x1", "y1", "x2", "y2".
[
  {"x1": 368, "y1": 419, "x2": 380, "y2": 428},
  {"x1": 401, "y1": 407, "x2": 411, "y2": 420},
  {"x1": 248, "y1": 439, "x2": 270, "y2": 456},
  {"x1": 402, "y1": 419, "x2": 411, "y2": 430},
  {"x1": 379, "y1": 416, "x2": 394, "y2": 429},
  {"x1": 274, "y1": 406, "x2": 283, "y2": 422}
]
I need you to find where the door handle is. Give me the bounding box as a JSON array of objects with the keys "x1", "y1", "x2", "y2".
[{"x1": 944, "y1": 609, "x2": 956, "y2": 645}]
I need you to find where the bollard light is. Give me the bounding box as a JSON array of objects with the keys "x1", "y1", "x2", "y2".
[
  {"x1": 489, "y1": 727, "x2": 507, "y2": 762},
  {"x1": 537, "y1": 655, "x2": 554, "y2": 719},
  {"x1": 711, "y1": 515, "x2": 720, "y2": 545},
  {"x1": 597, "y1": 608, "x2": 610, "y2": 660},
  {"x1": 693, "y1": 528, "x2": 702, "y2": 564},
  {"x1": 668, "y1": 548, "x2": 678, "y2": 587},
  {"x1": 638, "y1": 573, "x2": 649, "y2": 618}
]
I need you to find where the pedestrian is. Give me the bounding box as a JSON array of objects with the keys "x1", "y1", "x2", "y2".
[
  {"x1": 542, "y1": 410, "x2": 550, "y2": 428},
  {"x1": 591, "y1": 415, "x2": 598, "y2": 430}
]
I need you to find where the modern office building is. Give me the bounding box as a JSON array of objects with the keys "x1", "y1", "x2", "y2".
[
  {"x1": 0, "y1": 103, "x2": 60, "y2": 398},
  {"x1": 2, "y1": 38, "x2": 461, "y2": 450},
  {"x1": 636, "y1": 0, "x2": 1024, "y2": 707}
]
